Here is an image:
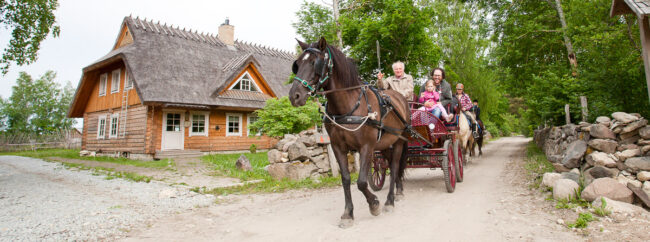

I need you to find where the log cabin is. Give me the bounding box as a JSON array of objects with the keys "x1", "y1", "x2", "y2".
[{"x1": 68, "y1": 16, "x2": 293, "y2": 159}]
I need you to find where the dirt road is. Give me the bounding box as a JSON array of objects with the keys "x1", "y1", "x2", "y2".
[{"x1": 124, "y1": 136, "x2": 582, "y2": 241}]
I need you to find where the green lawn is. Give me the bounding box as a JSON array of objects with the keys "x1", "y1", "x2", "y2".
[{"x1": 1, "y1": 148, "x2": 171, "y2": 168}]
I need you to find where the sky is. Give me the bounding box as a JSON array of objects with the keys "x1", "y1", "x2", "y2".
[{"x1": 0, "y1": 0, "x2": 318, "y2": 99}]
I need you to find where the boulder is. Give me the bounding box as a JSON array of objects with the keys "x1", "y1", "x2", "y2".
[
  {"x1": 588, "y1": 139, "x2": 618, "y2": 154},
  {"x1": 586, "y1": 151, "x2": 616, "y2": 167},
  {"x1": 581, "y1": 178, "x2": 634, "y2": 203},
  {"x1": 281, "y1": 141, "x2": 295, "y2": 152},
  {"x1": 622, "y1": 119, "x2": 648, "y2": 133},
  {"x1": 561, "y1": 124, "x2": 578, "y2": 138},
  {"x1": 619, "y1": 135, "x2": 641, "y2": 145},
  {"x1": 286, "y1": 162, "x2": 319, "y2": 180},
  {"x1": 637, "y1": 171, "x2": 650, "y2": 182},
  {"x1": 268, "y1": 163, "x2": 290, "y2": 180},
  {"x1": 616, "y1": 174, "x2": 642, "y2": 188},
  {"x1": 592, "y1": 197, "x2": 647, "y2": 215},
  {"x1": 561, "y1": 140, "x2": 587, "y2": 169},
  {"x1": 542, "y1": 172, "x2": 562, "y2": 188},
  {"x1": 639, "y1": 139, "x2": 650, "y2": 146},
  {"x1": 644, "y1": 181, "x2": 650, "y2": 194},
  {"x1": 287, "y1": 142, "x2": 309, "y2": 161},
  {"x1": 298, "y1": 135, "x2": 316, "y2": 147},
  {"x1": 642, "y1": 145, "x2": 650, "y2": 154},
  {"x1": 586, "y1": 166, "x2": 619, "y2": 179},
  {"x1": 640, "y1": 126, "x2": 650, "y2": 140},
  {"x1": 553, "y1": 163, "x2": 570, "y2": 172},
  {"x1": 308, "y1": 146, "x2": 325, "y2": 157},
  {"x1": 619, "y1": 129, "x2": 639, "y2": 140},
  {"x1": 547, "y1": 155, "x2": 563, "y2": 163},
  {"x1": 584, "y1": 172, "x2": 594, "y2": 186},
  {"x1": 561, "y1": 172, "x2": 580, "y2": 184},
  {"x1": 267, "y1": 149, "x2": 283, "y2": 164},
  {"x1": 617, "y1": 144, "x2": 638, "y2": 152},
  {"x1": 612, "y1": 112, "x2": 639, "y2": 124},
  {"x1": 311, "y1": 154, "x2": 330, "y2": 170},
  {"x1": 595, "y1": 116, "x2": 611, "y2": 126},
  {"x1": 235, "y1": 155, "x2": 252, "y2": 171},
  {"x1": 589, "y1": 124, "x2": 616, "y2": 140},
  {"x1": 553, "y1": 179, "x2": 579, "y2": 200},
  {"x1": 616, "y1": 149, "x2": 642, "y2": 162}
]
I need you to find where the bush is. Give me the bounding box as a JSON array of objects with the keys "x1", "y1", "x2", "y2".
[
  {"x1": 249, "y1": 144, "x2": 257, "y2": 154},
  {"x1": 249, "y1": 97, "x2": 321, "y2": 138}
]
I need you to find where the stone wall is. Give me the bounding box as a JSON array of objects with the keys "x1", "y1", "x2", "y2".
[
  {"x1": 266, "y1": 130, "x2": 331, "y2": 181},
  {"x1": 534, "y1": 112, "x2": 650, "y2": 207}
]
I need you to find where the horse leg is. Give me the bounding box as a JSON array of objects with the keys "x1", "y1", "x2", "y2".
[
  {"x1": 478, "y1": 136, "x2": 483, "y2": 156},
  {"x1": 395, "y1": 141, "x2": 408, "y2": 201},
  {"x1": 384, "y1": 140, "x2": 405, "y2": 213},
  {"x1": 332, "y1": 146, "x2": 354, "y2": 228},
  {"x1": 357, "y1": 144, "x2": 381, "y2": 216}
]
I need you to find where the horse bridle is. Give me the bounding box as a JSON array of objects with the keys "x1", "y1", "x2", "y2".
[{"x1": 292, "y1": 47, "x2": 333, "y2": 95}]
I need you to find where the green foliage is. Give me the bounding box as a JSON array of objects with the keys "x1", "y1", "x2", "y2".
[
  {"x1": 524, "y1": 141, "x2": 555, "y2": 189},
  {"x1": 292, "y1": 1, "x2": 338, "y2": 46},
  {"x1": 249, "y1": 144, "x2": 257, "y2": 154},
  {"x1": 593, "y1": 197, "x2": 611, "y2": 217},
  {"x1": 567, "y1": 212, "x2": 597, "y2": 229},
  {"x1": 1, "y1": 148, "x2": 173, "y2": 168},
  {"x1": 1, "y1": 71, "x2": 75, "y2": 133},
  {"x1": 0, "y1": 0, "x2": 60, "y2": 74},
  {"x1": 249, "y1": 97, "x2": 320, "y2": 138}
]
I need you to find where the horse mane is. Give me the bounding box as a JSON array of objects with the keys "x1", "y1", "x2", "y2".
[{"x1": 327, "y1": 44, "x2": 362, "y2": 88}]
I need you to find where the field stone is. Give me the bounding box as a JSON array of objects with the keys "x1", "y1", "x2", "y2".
[
  {"x1": 617, "y1": 174, "x2": 642, "y2": 188},
  {"x1": 299, "y1": 135, "x2": 316, "y2": 147},
  {"x1": 311, "y1": 154, "x2": 330, "y2": 170},
  {"x1": 644, "y1": 181, "x2": 650, "y2": 193},
  {"x1": 586, "y1": 151, "x2": 616, "y2": 167},
  {"x1": 268, "y1": 163, "x2": 290, "y2": 180},
  {"x1": 581, "y1": 178, "x2": 634, "y2": 203},
  {"x1": 622, "y1": 119, "x2": 648, "y2": 133},
  {"x1": 286, "y1": 162, "x2": 319, "y2": 180},
  {"x1": 267, "y1": 149, "x2": 282, "y2": 164},
  {"x1": 619, "y1": 130, "x2": 639, "y2": 141},
  {"x1": 642, "y1": 145, "x2": 650, "y2": 154},
  {"x1": 235, "y1": 155, "x2": 252, "y2": 171},
  {"x1": 617, "y1": 144, "x2": 638, "y2": 152},
  {"x1": 624, "y1": 156, "x2": 650, "y2": 172},
  {"x1": 596, "y1": 116, "x2": 611, "y2": 126},
  {"x1": 640, "y1": 127, "x2": 650, "y2": 139},
  {"x1": 586, "y1": 166, "x2": 619, "y2": 179},
  {"x1": 638, "y1": 171, "x2": 650, "y2": 182},
  {"x1": 612, "y1": 112, "x2": 639, "y2": 124},
  {"x1": 561, "y1": 172, "x2": 580, "y2": 184},
  {"x1": 287, "y1": 142, "x2": 309, "y2": 161},
  {"x1": 588, "y1": 139, "x2": 618, "y2": 154},
  {"x1": 553, "y1": 163, "x2": 570, "y2": 172},
  {"x1": 620, "y1": 135, "x2": 641, "y2": 145},
  {"x1": 547, "y1": 155, "x2": 563, "y2": 163},
  {"x1": 553, "y1": 179, "x2": 579, "y2": 200},
  {"x1": 616, "y1": 149, "x2": 641, "y2": 162},
  {"x1": 592, "y1": 197, "x2": 647, "y2": 215},
  {"x1": 542, "y1": 173, "x2": 562, "y2": 187},
  {"x1": 561, "y1": 140, "x2": 587, "y2": 169},
  {"x1": 589, "y1": 124, "x2": 616, "y2": 140}
]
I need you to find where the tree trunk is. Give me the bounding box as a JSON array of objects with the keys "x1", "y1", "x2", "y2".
[
  {"x1": 552, "y1": 0, "x2": 578, "y2": 76},
  {"x1": 332, "y1": 0, "x2": 343, "y2": 47}
]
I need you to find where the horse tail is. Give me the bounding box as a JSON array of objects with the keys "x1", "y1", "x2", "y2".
[{"x1": 397, "y1": 141, "x2": 408, "y2": 182}]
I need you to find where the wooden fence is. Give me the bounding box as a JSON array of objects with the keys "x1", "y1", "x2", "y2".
[{"x1": 0, "y1": 129, "x2": 82, "y2": 152}]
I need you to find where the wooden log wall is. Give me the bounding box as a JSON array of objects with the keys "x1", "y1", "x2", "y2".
[
  {"x1": 83, "y1": 105, "x2": 148, "y2": 153},
  {"x1": 84, "y1": 62, "x2": 140, "y2": 113}
]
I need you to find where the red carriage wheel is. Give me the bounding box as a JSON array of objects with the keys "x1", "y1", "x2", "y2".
[
  {"x1": 442, "y1": 140, "x2": 456, "y2": 193},
  {"x1": 453, "y1": 140, "x2": 464, "y2": 183},
  {"x1": 368, "y1": 155, "x2": 387, "y2": 191}
]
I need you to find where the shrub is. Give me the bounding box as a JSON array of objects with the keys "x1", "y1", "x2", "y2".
[{"x1": 249, "y1": 144, "x2": 257, "y2": 154}]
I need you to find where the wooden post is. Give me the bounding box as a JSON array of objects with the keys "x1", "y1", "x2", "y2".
[
  {"x1": 580, "y1": 96, "x2": 588, "y2": 122},
  {"x1": 322, "y1": 128, "x2": 340, "y2": 177},
  {"x1": 638, "y1": 15, "x2": 650, "y2": 104},
  {"x1": 565, "y1": 104, "x2": 571, "y2": 124}
]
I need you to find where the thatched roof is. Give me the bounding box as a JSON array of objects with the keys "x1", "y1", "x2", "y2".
[
  {"x1": 611, "y1": 0, "x2": 650, "y2": 17},
  {"x1": 69, "y1": 16, "x2": 294, "y2": 117}
]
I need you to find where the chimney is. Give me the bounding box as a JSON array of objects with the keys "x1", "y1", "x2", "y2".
[{"x1": 218, "y1": 18, "x2": 234, "y2": 46}]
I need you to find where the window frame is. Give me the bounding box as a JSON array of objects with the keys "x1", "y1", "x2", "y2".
[
  {"x1": 109, "y1": 113, "x2": 119, "y2": 138},
  {"x1": 226, "y1": 113, "x2": 242, "y2": 137},
  {"x1": 124, "y1": 70, "x2": 133, "y2": 90},
  {"x1": 110, "y1": 69, "x2": 121, "y2": 94},
  {"x1": 99, "y1": 73, "x2": 107, "y2": 96},
  {"x1": 189, "y1": 111, "x2": 209, "y2": 137},
  {"x1": 228, "y1": 71, "x2": 262, "y2": 93},
  {"x1": 247, "y1": 113, "x2": 261, "y2": 136},
  {"x1": 97, "y1": 115, "x2": 107, "y2": 139}
]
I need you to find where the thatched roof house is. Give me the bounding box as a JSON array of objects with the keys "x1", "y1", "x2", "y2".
[{"x1": 68, "y1": 16, "x2": 294, "y2": 158}]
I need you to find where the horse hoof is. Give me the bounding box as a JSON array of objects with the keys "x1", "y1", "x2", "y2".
[
  {"x1": 339, "y1": 218, "x2": 354, "y2": 228},
  {"x1": 369, "y1": 200, "x2": 382, "y2": 216},
  {"x1": 383, "y1": 205, "x2": 394, "y2": 213},
  {"x1": 395, "y1": 194, "x2": 405, "y2": 202}
]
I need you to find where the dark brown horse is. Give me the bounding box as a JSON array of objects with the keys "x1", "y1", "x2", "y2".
[{"x1": 289, "y1": 37, "x2": 410, "y2": 228}]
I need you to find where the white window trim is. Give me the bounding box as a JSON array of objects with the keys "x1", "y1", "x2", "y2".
[
  {"x1": 109, "y1": 113, "x2": 119, "y2": 138},
  {"x1": 111, "y1": 69, "x2": 121, "y2": 94},
  {"x1": 97, "y1": 115, "x2": 106, "y2": 139},
  {"x1": 228, "y1": 71, "x2": 262, "y2": 93},
  {"x1": 247, "y1": 113, "x2": 261, "y2": 136},
  {"x1": 99, "y1": 73, "x2": 107, "y2": 97},
  {"x1": 189, "y1": 111, "x2": 209, "y2": 137},
  {"x1": 226, "y1": 113, "x2": 242, "y2": 137},
  {"x1": 124, "y1": 70, "x2": 133, "y2": 90}
]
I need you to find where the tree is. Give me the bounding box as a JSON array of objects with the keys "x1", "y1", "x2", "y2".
[
  {"x1": 249, "y1": 97, "x2": 321, "y2": 138},
  {"x1": 293, "y1": 1, "x2": 338, "y2": 46},
  {"x1": 1, "y1": 71, "x2": 75, "y2": 134},
  {"x1": 0, "y1": 0, "x2": 60, "y2": 74}
]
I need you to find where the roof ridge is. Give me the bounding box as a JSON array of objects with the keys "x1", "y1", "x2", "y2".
[{"x1": 234, "y1": 39, "x2": 295, "y2": 59}]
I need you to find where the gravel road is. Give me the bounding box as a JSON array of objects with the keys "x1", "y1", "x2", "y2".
[{"x1": 0, "y1": 156, "x2": 215, "y2": 241}]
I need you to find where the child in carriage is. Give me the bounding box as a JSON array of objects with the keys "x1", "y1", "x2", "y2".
[{"x1": 418, "y1": 80, "x2": 453, "y2": 122}]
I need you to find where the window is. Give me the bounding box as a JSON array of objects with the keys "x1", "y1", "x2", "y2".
[
  {"x1": 111, "y1": 69, "x2": 121, "y2": 93},
  {"x1": 247, "y1": 113, "x2": 260, "y2": 136},
  {"x1": 97, "y1": 115, "x2": 106, "y2": 139},
  {"x1": 230, "y1": 72, "x2": 260, "y2": 92},
  {"x1": 166, "y1": 113, "x2": 181, "y2": 132},
  {"x1": 125, "y1": 71, "x2": 133, "y2": 89},
  {"x1": 109, "y1": 113, "x2": 119, "y2": 138},
  {"x1": 226, "y1": 113, "x2": 242, "y2": 136},
  {"x1": 99, "y1": 73, "x2": 107, "y2": 96},
  {"x1": 190, "y1": 112, "x2": 209, "y2": 136}
]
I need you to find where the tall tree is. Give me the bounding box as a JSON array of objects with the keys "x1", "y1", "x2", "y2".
[
  {"x1": 292, "y1": 1, "x2": 338, "y2": 46},
  {"x1": 0, "y1": 0, "x2": 60, "y2": 74}
]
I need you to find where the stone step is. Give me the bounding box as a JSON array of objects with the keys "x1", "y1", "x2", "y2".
[{"x1": 155, "y1": 150, "x2": 204, "y2": 159}]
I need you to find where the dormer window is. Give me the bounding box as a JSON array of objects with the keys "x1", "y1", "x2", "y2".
[{"x1": 230, "y1": 72, "x2": 260, "y2": 92}]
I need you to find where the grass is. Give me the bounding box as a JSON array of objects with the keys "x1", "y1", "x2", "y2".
[
  {"x1": 60, "y1": 161, "x2": 153, "y2": 183},
  {"x1": 567, "y1": 212, "x2": 597, "y2": 229},
  {"x1": 593, "y1": 197, "x2": 611, "y2": 217},
  {"x1": 1, "y1": 148, "x2": 173, "y2": 168},
  {"x1": 524, "y1": 141, "x2": 555, "y2": 189},
  {"x1": 201, "y1": 152, "x2": 358, "y2": 195}
]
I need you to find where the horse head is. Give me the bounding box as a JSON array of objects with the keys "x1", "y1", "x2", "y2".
[{"x1": 289, "y1": 37, "x2": 332, "y2": 107}]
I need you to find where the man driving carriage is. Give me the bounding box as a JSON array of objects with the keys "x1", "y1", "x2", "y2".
[{"x1": 377, "y1": 61, "x2": 415, "y2": 101}]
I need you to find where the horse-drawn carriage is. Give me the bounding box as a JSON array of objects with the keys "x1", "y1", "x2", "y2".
[{"x1": 368, "y1": 104, "x2": 465, "y2": 193}]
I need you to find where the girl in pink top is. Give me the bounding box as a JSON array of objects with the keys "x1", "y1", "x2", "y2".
[{"x1": 419, "y1": 80, "x2": 453, "y2": 122}]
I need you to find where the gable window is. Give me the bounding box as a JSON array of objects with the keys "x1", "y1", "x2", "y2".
[
  {"x1": 109, "y1": 113, "x2": 119, "y2": 138},
  {"x1": 226, "y1": 113, "x2": 242, "y2": 136},
  {"x1": 99, "y1": 73, "x2": 107, "y2": 96},
  {"x1": 97, "y1": 115, "x2": 106, "y2": 139},
  {"x1": 125, "y1": 71, "x2": 133, "y2": 90},
  {"x1": 230, "y1": 72, "x2": 260, "y2": 92},
  {"x1": 111, "y1": 69, "x2": 121, "y2": 93},
  {"x1": 247, "y1": 113, "x2": 260, "y2": 136},
  {"x1": 190, "y1": 112, "x2": 209, "y2": 136}
]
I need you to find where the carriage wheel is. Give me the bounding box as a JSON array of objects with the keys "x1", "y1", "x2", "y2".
[
  {"x1": 442, "y1": 140, "x2": 456, "y2": 193},
  {"x1": 368, "y1": 155, "x2": 387, "y2": 191},
  {"x1": 453, "y1": 140, "x2": 464, "y2": 183}
]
